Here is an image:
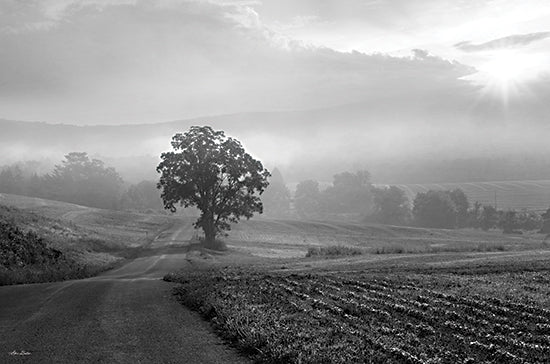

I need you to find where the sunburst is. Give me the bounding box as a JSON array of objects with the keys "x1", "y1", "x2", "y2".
[{"x1": 470, "y1": 50, "x2": 540, "y2": 104}]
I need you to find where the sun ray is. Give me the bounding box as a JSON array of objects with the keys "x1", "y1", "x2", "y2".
[{"x1": 468, "y1": 50, "x2": 541, "y2": 105}]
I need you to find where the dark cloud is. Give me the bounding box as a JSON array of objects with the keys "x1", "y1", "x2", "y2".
[{"x1": 455, "y1": 31, "x2": 550, "y2": 52}]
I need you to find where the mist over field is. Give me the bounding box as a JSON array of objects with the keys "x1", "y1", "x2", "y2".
[
  {"x1": 3, "y1": 3, "x2": 550, "y2": 363},
  {"x1": 2, "y1": 106, "x2": 550, "y2": 184}
]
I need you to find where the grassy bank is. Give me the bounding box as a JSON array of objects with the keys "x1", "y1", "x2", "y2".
[{"x1": 0, "y1": 196, "x2": 176, "y2": 285}]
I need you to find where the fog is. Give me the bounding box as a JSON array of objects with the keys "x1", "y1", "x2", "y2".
[{"x1": 1, "y1": 0, "x2": 550, "y2": 184}]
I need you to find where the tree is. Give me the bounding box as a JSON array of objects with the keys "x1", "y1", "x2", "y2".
[
  {"x1": 479, "y1": 205, "x2": 498, "y2": 231},
  {"x1": 498, "y1": 210, "x2": 518, "y2": 234},
  {"x1": 261, "y1": 168, "x2": 291, "y2": 218},
  {"x1": 412, "y1": 190, "x2": 457, "y2": 228},
  {"x1": 120, "y1": 180, "x2": 164, "y2": 211},
  {"x1": 449, "y1": 189, "x2": 469, "y2": 228},
  {"x1": 0, "y1": 165, "x2": 24, "y2": 195},
  {"x1": 294, "y1": 180, "x2": 322, "y2": 219},
  {"x1": 156, "y1": 126, "x2": 270, "y2": 243},
  {"x1": 322, "y1": 170, "x2": 373, "y2": 215},
  {"x1": 47, "y1": 152, "x2": 124, "y2": 209},
  {"x1": 468, "y1": 201, "x2": 483, "y2": 228},
  {"x1": 541, "y1": 207, "x2": 550, "y2": 233},
  {"x1": 371, "y1": 186, "x2": 411, "y2": 225}
]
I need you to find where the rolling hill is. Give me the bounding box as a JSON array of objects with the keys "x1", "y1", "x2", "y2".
[{"x1": 391, "y1": 180, "x2": 550, "y2": 212}]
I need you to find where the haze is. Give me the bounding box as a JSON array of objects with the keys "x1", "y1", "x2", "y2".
[{"x1": 1, "y1": 0, "x2": 550, "y2": 183}]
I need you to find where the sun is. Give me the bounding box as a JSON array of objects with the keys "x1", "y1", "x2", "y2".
[{"x1": 471, "y1": 50, "x2": 539, "y2": 103}]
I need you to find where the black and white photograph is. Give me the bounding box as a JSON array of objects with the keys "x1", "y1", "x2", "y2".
[{"x1": 1, "y1": 1, "x2": 550, "y2": 363}]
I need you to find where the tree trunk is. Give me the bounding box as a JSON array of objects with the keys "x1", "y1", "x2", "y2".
[{"x1": 203, "y1": 212, "x2": 216, "y2": 243}]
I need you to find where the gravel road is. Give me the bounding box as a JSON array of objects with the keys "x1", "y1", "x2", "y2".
[{"x1": 0, "y1": 222, "x2": 249, "y2": 364}]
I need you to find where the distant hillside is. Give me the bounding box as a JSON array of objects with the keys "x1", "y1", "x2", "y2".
[
  {"x1": 391, "y1": 180, "x2": 550, "y2": 212},
  {"x1": 2, "y1": 102, "x2": 550, "y2": 183}
]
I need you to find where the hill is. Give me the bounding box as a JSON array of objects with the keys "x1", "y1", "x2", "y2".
[
  {"x1": 0, "y1": 193, "x2": 179, "y2": 284},
  {"x1": 392, "y1": 180, "x2": 550, "y2": 212},
  {"x1": 2, "y1": 102, "x2": 550, "y2": 184}
]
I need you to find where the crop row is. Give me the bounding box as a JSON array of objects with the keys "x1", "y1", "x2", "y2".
[{"x1": 169, "y1": 269, "x2": 550, "y2": 363}]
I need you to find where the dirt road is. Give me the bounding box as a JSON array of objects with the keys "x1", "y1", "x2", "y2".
[{"x1": 0, "y1": 221, "x2": 249, "y2": 364}]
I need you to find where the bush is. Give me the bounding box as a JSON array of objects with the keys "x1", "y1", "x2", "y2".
[
  {"x1": 306, "y1": 245, "x2": 363, "y2": 257},
  {"x1": 0, "y1": 219, "x2": 61, "y2": 268}
]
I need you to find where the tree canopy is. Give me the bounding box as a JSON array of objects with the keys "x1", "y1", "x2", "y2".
[
  {"x1": 323, "y1": 171, "x2": 373, "y2": 215},
  {"x1": 371, "y1": 186, "x2": 410, "y2": 225},
  {"x1": 261, "y1": 168, "x2": 291, "y2": 218},
  {"x1": 47, "y1": 152, "x2": 123, "y2": 209},
  {"x1": 413, "y1": 190, "x2": 458, "y2": 229},
  {"x1": 156, "y1": 126, "x2": 270, "y2": 243}
]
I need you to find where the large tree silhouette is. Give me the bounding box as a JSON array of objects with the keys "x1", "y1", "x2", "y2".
[{"x1": 157, "y1": 126, "x2": 270, "y2": 243}]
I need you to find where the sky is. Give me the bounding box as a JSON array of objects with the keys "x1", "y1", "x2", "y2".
[{"x1": 1, "y1": 0, "x2": 549, "y2": 125}]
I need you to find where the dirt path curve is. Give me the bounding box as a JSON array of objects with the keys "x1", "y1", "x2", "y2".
[{"x1": 0, "y1": 221, "x2": 249, "y2": 364}]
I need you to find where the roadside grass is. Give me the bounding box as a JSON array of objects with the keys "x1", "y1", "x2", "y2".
[
  {"x1": 0, "y1": 258, "x2": 118, "y2": 286},
  {"x1": 0, "y1": 195, "x2": 177, "y2": 285},
  {"x1": 166, "y1": 260, "x2": 550, "y2": 364}
]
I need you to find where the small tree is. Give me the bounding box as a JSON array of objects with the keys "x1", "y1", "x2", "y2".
[
  {"x1": 322, "y1": 170, "x2": 373, "y2": 215},
  {"x1": 371, "y1": 186, "x2": 411, "y2": 225},
  {"x1": 449, "y1": 189, "x2": 469, "y2": 228},
  {"x1": 47, "y1": 152, "x2": 123, "y2": 209},
  {"x1": 479, "y1": 205, "x2": 498, "y2": 231},
  {"x1": 499, "y1": 210, "x2": 518, "y2": 234},
  {"x1": 413, "y1": 190, "x2": 457, "y2": 229},
  {"x1": 294, "y1": 180, "x2": 322, "y2": 219},
  {"x1": 156, "y1": 126, "x2": 270, "y2": 243},
  {"x1": 261, "y1": 168, "x2": 291, "y2": 218}
]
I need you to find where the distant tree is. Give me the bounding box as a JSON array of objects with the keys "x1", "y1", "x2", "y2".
[
  {"x1": 323, "y1": 170, "x2": 373, "y2": 215},
  {"x1": 261, "y1": 168, "x2": 291, "y2": 218},
  {"x1": 25, "y1": 173, "x2": 44, "y2": 198},
  {"x1": 294, "y1": 180, "x2": 321, "y2": 219},
  {"x1": 449, "y1": 189, "x2": 469, "y2": 228},
  {"x1": 371, "y1": 186, "x2": 411, "y2": 225},
  {"x1": 0, "y1": 165, "x2": 24, "y2": 195},
  {"x1": 541, "y1": 207, "x2": 550, "y2": 233},
  {"x1": 156, "y1": 126, "x2": 270, "y2": 244},
  {"x1": 516, "y1": 210, "x2": 543, "y2": 231},
  {"x1": 479, "y1": 205, "x2": 498, "y2": 231},
  {"x1": 47, "y1": 152, "x2": 124, "y2": 209},
  {"x1": 412, "y1": 190, "x2": 457, "y2": 228},
  {"x1": 468, "y1": 201, "x2": 483, "y2": 229},
  {"x1": 498, "y1": 210, "x2": 519, "y2": 234},
  {"x1": 120, "y1": 180, "x2": 164, "y2": 211}
]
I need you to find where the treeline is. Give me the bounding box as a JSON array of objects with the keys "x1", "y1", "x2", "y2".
[
  {"x1": 409, "y1": 189, "x2": 544, "y2": 233},
  {"x1": 262, "y1": 169, "x2": 548, "y2": 233},
  {"x1": 0, "y1": 152, "x2": 162, "y2": 211},
  {"x1": 260, "y1": 170, "x2": 373, "y2": 220}
]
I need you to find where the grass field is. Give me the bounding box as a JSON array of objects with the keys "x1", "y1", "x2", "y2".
[
  {"x1": 225, "y1": 218, "x2": 549, "y2": 258},
  {"x1": 390, "y1": 180, "x2": 550, "y2": 212},
  {"x1": 0, "y1": 193, "x2": 179, "y2": 284}
]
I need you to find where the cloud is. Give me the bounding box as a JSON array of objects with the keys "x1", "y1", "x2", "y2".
[
  {"x1": 455, "y1": 31, "x2": 550, "y2": 52},
  {"x1": 0, "y1": 0, "x2": 475, "y2": 124}
]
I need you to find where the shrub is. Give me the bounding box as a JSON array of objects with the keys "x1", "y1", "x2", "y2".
[{"x1": 306, "y1": 245, "x2": 363, "y2": 257}]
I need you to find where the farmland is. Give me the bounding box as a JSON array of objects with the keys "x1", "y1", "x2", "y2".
[
  {"x1": 390, "y1": 180, "x2": 550, "y2": 212},
  {"x1": 165, "y1": 215, "x2": 550, "y2": 363},
  {"x1": 3, "y1": 192, "x2": 550, "y2": 362},
  {"x1": 166, "y1": 259, "x2": 550, "y2": 364},
  {"x1": 225, "y1": 218, "x2": 549, "y2": 258}
]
